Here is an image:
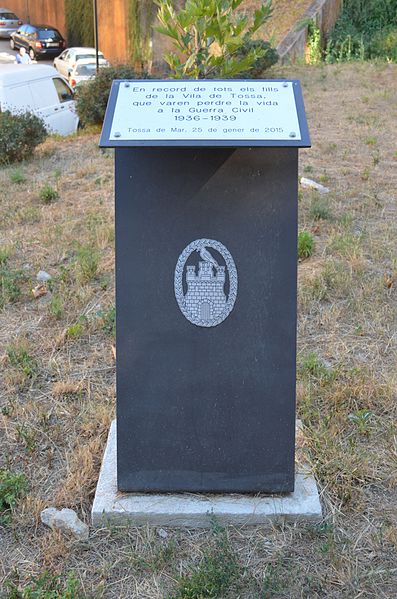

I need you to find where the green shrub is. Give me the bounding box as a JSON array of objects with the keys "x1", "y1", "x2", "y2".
[
  {"x1": 155, "y1": 0, "x2": 276, "y2": 78},
  {"x1": 96, "y1": 305, "x2": 116, "y2": 337},
  {"x1": 0, "y1": 469, "x2": 28, "y2": 524},
  {"x1": 0, "y1": 111, "x2": 47, "y2": 165},
  {"x1": 0, "y1": 266, "x2": 26, "y2": 309},
  {"x1": 327, "y1": 0, "x2": 397, "y2": 62},
  {"x1": 6, "y1": 571, "x2": 80, "y2": 599},
  {"x1": 65, "y1": 0, "x2": 94, "y2": 46},
  {"x1": 75, "y1": 244, "x2": 100, "y2": 282},
  {"x1": 370, "y1": 26, "x2": 397, "y2": 61},
  {"x1": 6, "y1": 342, "x2": 37, "y2": 378},
  {"x1": 298, "y1": 231, "x2": 315, "y2": 260},
  {"x1": 10, "y1": 168, "x2": 26, "y2": 184},
  {"x1": 39, "y1": 183, "x2": 59, "y2": 204},
  {"x1": 75, "y1": 65, "x2": 149, "y2": 126},
  {"x1": 234, "y1": 40, "x2": 278, "y2": 77}
]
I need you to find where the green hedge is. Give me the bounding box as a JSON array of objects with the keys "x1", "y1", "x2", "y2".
[
  {"x1": 65, "y1": 0, "x2": 94, "y2": 47},
  {"x1": 328, "y1": 0, "x2": 397, "y2": 61},
  {"x1": 75, "y1": 65, "x2": 149, "y2": 126},
  {"x1": 0, "y1": 112, "x2": 47, "y2": 164}
]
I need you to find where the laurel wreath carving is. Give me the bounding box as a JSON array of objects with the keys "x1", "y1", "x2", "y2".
[{"x1": 174, "y1": 238, "x2": 238, "y2": 328}]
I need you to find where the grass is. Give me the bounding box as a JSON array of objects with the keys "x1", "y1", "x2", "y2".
[
  {"x1": 0, "y1": 469, "x2": 28, "y2": 525},
  {"x1": 39, "y1": 183, "x2": 59, "y2": 204},
  {"x1": 0, "y1": 62, "x2": 396, "y2": 598},
  {"x1": 298, "y1": 230, "x2": 315, "y2": 260}
]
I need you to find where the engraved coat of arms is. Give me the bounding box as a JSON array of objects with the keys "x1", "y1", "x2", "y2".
[{"x1": 174, "y1": 239, "x2": 238, "y2": 327}]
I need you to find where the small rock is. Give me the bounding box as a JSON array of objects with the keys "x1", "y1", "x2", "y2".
[
  {"x1": 300, "y1": 177, "x2": 330, "y2": 194},
  {"x1": 41, "y1": 507, "x2": 89, "y2": 540},
  {"x1": 36, "y1": 270, "x2": 52, "y2": 282},
  {"x1": 157, "y1": 527, "x2": 168, "y2": 539}
]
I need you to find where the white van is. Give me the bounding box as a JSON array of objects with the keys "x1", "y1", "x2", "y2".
[{"x1": 0, "y1": 64, "x2": 79, "y2": 135}]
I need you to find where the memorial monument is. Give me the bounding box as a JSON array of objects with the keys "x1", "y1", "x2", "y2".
[{"x1": 92, "y1": 79, "x2": 322, "y2": 524}]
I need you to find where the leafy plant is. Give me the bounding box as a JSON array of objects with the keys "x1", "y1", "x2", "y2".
[
  {"x1": 6, "y1": 571, "x2": 80, "y2": 599},
  {"x1": 155, "y1": 0, "x2": 276, "y2": 79},
  {"x1": 65, "y1": 0, "x2": 94, "y2": 47},
  {"x1": 75, "y1": 244, "x2": 100, "y2": 282},
  {"x1": 169, "y1": 522, "x2": 242, "y2": 598},
  {"x1": 39, "y1": 183, "x2": 59, "y2": 204},
  {"x1": 96, "y1": 305, "x2": 116, "y2": 337},
  {"x1": 327, "y1": 0, "x2": 397, "y2": 62},
  {"x1": 0, "y1": 266, "x2": 26, "y2": 310},
  {"x1": 0, "y1": 469, "x2": 28, "y2": 524},
  {"x1": 348, "y1": 409, "x2": 373, "y2": 434},
  {"x1": 75, "y1": 65, "x2": 149, "y2": 126},
  {"x1": 49, "y1": 295, "x2": 64, "y2": 320},
  {"x1": 66, "y1": 322, "x2": 85, "y2": 339},
  {"x1": 10, "y1": 169, "x2": 26, "y2": 184},
  {"x1": 7, "y1": 343, "x2": 37, "y2": 378},
  {"x1": 300, "y1": 352, "x2": 335, "y2": 385},
  {"x1": 298, "y1": 231, "x2": 315, "y2": 260},
  {"x1": 310, "y1": 196, "x2": 332, "y2": 221},
  {"x1": 0, "y1": 111, "x2": 47, "y2": 165},
  {"x1": 307, "y1": 21, "x2": 322, "y2": 64}
]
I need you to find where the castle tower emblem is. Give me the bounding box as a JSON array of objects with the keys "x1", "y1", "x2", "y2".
[{"x1": 174, "y1": 239, "x2": 238, "y2": 327}]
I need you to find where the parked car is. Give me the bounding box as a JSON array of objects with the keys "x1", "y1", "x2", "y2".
[
  {"x1": 68, "y1": 58, "x2": 108, "y2": 88},
  {"x1": 0, "y1": 64, "x2": 78, "y2": 135},
  {"x1": 0, "y1": 7, "x2": 21, "y2": 38},
  {"x1": 10, "y1": 24, "x2": 66, "y2": 60},
  {"x1": 53, "y1": 47, "x2": 108, "y2": 78}
]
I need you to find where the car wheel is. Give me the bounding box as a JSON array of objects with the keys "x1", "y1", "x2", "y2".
[
  {"x1": 29, "y1": 47, "x2": 35, "y2": 61},
  {"x1": 10, "y1": 38, "x2": 15, "y2": 50}
]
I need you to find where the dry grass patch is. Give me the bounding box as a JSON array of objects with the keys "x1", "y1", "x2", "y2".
[{"x1": 0, "y1": 64, "x2": 397, "y2": 598}]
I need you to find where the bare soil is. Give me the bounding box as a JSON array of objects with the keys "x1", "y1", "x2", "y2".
[{"x1": 0, "y1": 62, "x2": 396, "y2": 598}]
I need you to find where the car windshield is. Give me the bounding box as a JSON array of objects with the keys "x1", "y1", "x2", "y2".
[
  {"x1": 76, "y1": 52, "x2": 104, "y2": 61},
  {"x1": 76, "y1": 64, "x2": 96, "y2": 76},
  {"x1": 38, "y1": 29, "x2": 61, "y2": 40},
  {"x1": 0, "y1": 12, "x2": 18, "y2": 19}
]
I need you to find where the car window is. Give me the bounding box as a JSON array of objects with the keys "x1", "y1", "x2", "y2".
[
  {"x1": 38, "y1": 29, "x2": 62, "y2": 40},
  {"x1": 19, "y1": 24, "x2": 27, "y2": 33},
  {"x1": 76, "y1": 54, "x2": 94, "y2": 61},
  {"x1": 53, "y1": 78, "x2": 73, "y2": 102},
  {"x1": 30, "y1": 79, "x2": 58, "y2": 107},
  {"x1": 76, "y1": 64, "x2": 96, "y2": 76},
  {"x1": 0, "y1": 12, "x2": 18, "y2": 19},
  {"x1": 26, "y1": 25, "x2": 35, "y2": 34}
]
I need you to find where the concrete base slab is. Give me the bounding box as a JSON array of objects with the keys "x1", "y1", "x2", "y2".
[{"x1": 92, "y1": 420, "x2": 322, "y2": 527}]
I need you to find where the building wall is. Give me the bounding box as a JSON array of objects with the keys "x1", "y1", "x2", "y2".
[
  {"x1": 97, "y1": 0, "x2": 129, "y2": 64},
  {"x1": 6, "y1": 0, "x2": 66, "y2": 38}
]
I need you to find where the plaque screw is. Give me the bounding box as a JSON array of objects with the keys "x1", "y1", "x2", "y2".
[
  {"x1": 283, "y1": 82, "x2": 289, "y2": 87},
  {"x1": 124, "y1": 83, "x2": 130, "y2": 88},
  {"x1": 114, "y1": 132, "x2": 121, "y2": 138},
  {"x1": 289, "y1": 132, "x2": 296, "y2": 138}
]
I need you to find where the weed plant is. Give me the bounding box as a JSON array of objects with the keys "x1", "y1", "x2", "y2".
[
  {"x1": 0, "y1": 266, "x2": 26, "y2": 310},
  {"x1": 298, "y1": 231, "x2": 315, "y2": 260},
  {"x1": 39, "y1": 183, "x2": 59, "y2": 204},
  {"x1": 10, "y1": 169, "x2": 26, "y2": 185},
  {"x1": 0, "y1": 469, "x2": 27, "y2": 524},
  {"x1": 169, "y1": 520, "x2": 242, "y2": 598},
  {"x1": 327, "y1": 0, "x2": 397, "y2": 62},
  {"x1": 75, "y1": 244, "x2": 100, "y2": 282},
  {"x1": 6, "y1": 343, "x2": 37, "y2": 378},
  {"x1": 6, "y1": 571, "x2": 80, "y2": 599}
]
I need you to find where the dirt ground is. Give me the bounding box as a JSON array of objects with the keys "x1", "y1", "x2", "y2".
[{"x1": 0, "y1": 61, "x2": 396, "y2": 598}]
